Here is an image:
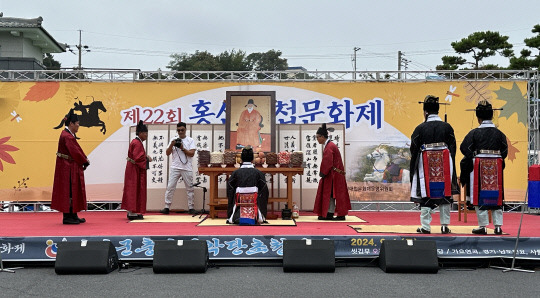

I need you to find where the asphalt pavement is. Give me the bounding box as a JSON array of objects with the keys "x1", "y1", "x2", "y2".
[{"x1": 1, "y1": 262, "x2": 539, "y2": 297}]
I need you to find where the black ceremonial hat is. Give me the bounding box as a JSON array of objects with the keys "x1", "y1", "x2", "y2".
[
  {"x1": 241, "y1": 145, "x2": 254, "y2": 162},
  {"x1": 418, "y1": 94, "x2": 450, "y2": 105},
  {"x1": 465, "y1": 100, "x2": 503, "y2": 111},
  {"x1": 136, "y1": 120, "x2": 148, "y2": 133},
  {"x1": 245, "y1": 99, "x2": 257, "y2": 107},
  {"x1": 466, "y1": 100, "x2": 502, "y2": 120},
  {"x1": 64, "y1": 109, "x2": 79, "y2": 125},
  {"x1": 317, "y1": 123, "x2": 334, "y2": 138}
]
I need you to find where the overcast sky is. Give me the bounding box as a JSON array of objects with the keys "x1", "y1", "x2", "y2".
[{"x1": 2, "y1": 0, "x2": 539, "y2": 71}]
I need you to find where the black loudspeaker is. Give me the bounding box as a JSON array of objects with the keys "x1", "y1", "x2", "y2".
[
  {"x1": 153, "y1": 240, "x2": 209, "y2": 273},
  {"x1": 379, "y1": 240, "x2": 439, "y2": 273},
  {"x1": 55, "y1": 241, "x2": 119, "y2": 274},
  {"x1": 283, "y1": 239, "x2": 335, "y2": 272}
]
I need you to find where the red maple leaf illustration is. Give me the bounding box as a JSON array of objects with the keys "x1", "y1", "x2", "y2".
[
  {"x1": 23, "y1": 82, "x2": 60, "y2": 102},
  {"x1": 0, "y1": 136, "x2": 19, "y2": 171},
  {"x1": 507, "y1": 137, "x2": 520, "y2": 162}
]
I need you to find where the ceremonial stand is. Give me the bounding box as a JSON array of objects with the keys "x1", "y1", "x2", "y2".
[{"x1": 198, "y1": 166, "x2": 304, "y2": 218}]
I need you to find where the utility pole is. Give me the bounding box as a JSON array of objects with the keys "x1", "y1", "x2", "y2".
[
  {"x1": 352, "y1": 47, "x2": 361, "y2": 80},
  {"x1": 398, "y1": 51, "x2": 402, "y2": 79},
  {"x1": 398, "y1": 51, "x2": 409, "y2": 80},
  {"x1": 67, "y1": 30, "x2": 90, "y2": 70}
]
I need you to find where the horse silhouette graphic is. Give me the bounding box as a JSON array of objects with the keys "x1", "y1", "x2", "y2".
[{"x1": 54, "y1": 99, "x2": 108, "y2": 134}]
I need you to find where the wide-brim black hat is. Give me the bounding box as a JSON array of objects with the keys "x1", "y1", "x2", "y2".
[
  {"x1": 465, "y1": 100, "x2": 503, "y2": 111},
  {"x1": 417, "y1": 95, "x2": 449, "y2": 105}
]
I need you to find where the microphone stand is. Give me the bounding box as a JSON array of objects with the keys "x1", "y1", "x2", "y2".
[
  {"x1": 0, "y1": 254, "x2": 22, "y2": 273},
  {"x1": 491, "y1": 186, "x2": 535, "y2": 273},
  {"x1": 192, "y1": 185, "x2": 208, "y2": 218}
]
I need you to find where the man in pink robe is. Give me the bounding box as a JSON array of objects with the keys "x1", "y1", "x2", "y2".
[
  {"x1": 122, "y1": 120, "x2": 150, "y2": 220},
  {"x1": 51, "y1": 110, "x2": 90, "y2": 224},
  {"x1": 313, "y1": 123, "x2": 351, "y2": 220},
  {"x1": 236, "y1": 99, "x2": 263, "y2": 148}
]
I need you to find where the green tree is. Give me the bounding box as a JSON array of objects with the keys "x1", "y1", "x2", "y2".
[
  {"x1": 436, "y1": 55, "x2": 467, "y2": 70},
  {"x1": 167, "y1": 51, "x2": 220, "y2": 71},
  {"x1": 167, "y1": 49, "x2": 289, "y2": 77},
  {"x1": 509, "y1": 24, "x2": 540, "y2": 70},
  {"x1": 247, "y1": 49, "x2": 288, "y2": 71},
  {"x1": 451, "y1": 31, "x2": 513, "y2": 69},
  {"x1": 43, "y1": 53, "x2": 61, "y2": 70},
  {"x1": 218, "y1": 49, "x2": 250, "y2": 71},
  {"x1": 437, "y1": 31, "x2": 513, "y2": 70}
]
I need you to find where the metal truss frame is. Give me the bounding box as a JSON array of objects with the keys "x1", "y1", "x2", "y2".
[
  {"x1": 0, "y1": 69, "x2": 535, "y2": 82},
  {"x1": 1, "y1": 201, "x2": 122, "y2": 212},
  {"x1": 1, "y1": 69, "x2": 538, "y2": 212}
]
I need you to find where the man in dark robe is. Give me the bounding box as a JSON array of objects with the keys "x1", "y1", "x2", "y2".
[
  {"x1": 313, "y1": 123, "x2": 351, "y2": 220},
  {"x1": 51, "y1": 109, "x2": 90, "y2": 224},
  {"x1": 122, "y1": 120, "x2": 150, "y2": 220},
  {"x1": 410, "y1": 95, "x2": 459, "y2": 234},
  {"x1": 226, "y1": 146, "x2": 268, "y2": 224},
  {"x1": 460, "y1": 101, "x2": 507, "y2": 235}
]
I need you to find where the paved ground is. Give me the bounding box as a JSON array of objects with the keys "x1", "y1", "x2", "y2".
[{"x1": 1, "y1": 263, "x2": 539, "y2": 297}]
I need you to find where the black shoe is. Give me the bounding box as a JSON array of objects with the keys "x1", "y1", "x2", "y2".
[
  {"x1": 416, "y1": 227, "x2": 431, "y2": 234},
  {"x1": 63, "y1": 213, "x2": 80, "y2": 225},
  {"x1": 494, "y1": 227, "x2": 503, "y2": 235},
  {"x1": 317, "y1": 216, "x2": 328, "y2": 220},
  {"x1": 441, "y1": 226, "x2": 451, "y2": 234},
  {"x1": 127, "y1": 214, "x2": 144, "y2": 220},
  {"x1": 159, "y1": 208, "x2": 170, "y2": 214},
  {"x1": 188, "y1": 209, "x2": 196, "y2": 215},
  {"x1": 73, "y1": 213, "x2": 86, "y2": 223},
  {"x1": 472, "y1": 227, "x2": 487, "y2": 235},
  {"x1": 326, "y1": 212, "x2": 334, "y2": 220},
  {"x1": 334, "y1": 216, "x2": 346, "y2": 221}
]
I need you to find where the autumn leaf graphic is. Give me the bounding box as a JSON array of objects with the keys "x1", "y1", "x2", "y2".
[
  {"x1": 464, "y1": 81, "x2": 491, "y2": 103},
  {"x1": 23, "y1": 82, "x2": 60, "y2": 102},
  {"x1": 494, "y1": 82, "x2": 527, "y2": 125},
  {"x1": 0, "y1": 136, "x2": 19, "y2": 171},
  {"x1": 506, "y1": 137, "x2": 520, "y2": 162}
]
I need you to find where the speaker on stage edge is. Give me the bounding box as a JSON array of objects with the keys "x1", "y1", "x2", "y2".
[
  {"x1": 153, "y1": 240, "x2": 209, "y2": 273},
  {"x1": 283, "y1": 239, "x2": 335, "y2": 272},
  {"x1": 55, "y1": 241, "x2": 119, "y2": 274},
  {"x1": 378, "y1": 240, "x2": 439, "y2": 273}
]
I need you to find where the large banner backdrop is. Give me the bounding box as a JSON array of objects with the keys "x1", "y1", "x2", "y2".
[{"x1": 0, "y1": 81, "x2": 528, "y2": 206}]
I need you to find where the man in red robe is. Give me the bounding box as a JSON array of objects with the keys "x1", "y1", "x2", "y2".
[
  {"x1": 51, "y1": 109, "x2": 90, "y2": 224},
  {"x1": 236, "y1": 99, "x2": 263, "y2": 148},
  {"x1": 122, "y1": 120, "x2": 150, "y2": 220},
  {"x1": 313, "y1": 123, "x2": 351, "y2": 220}
]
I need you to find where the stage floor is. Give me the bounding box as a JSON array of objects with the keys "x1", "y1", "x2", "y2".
[{"x1": 2, "y1": 211, "x2": 540, "y2": 261}]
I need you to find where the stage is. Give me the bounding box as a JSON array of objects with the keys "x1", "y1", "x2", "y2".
[{"x1": 1, "y1": 210, "x2": 540, "y2": 262}]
